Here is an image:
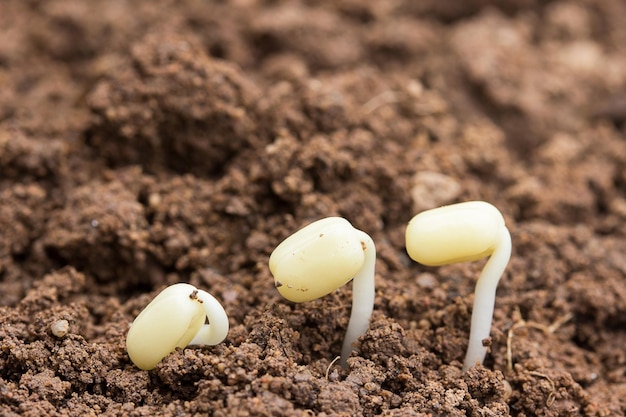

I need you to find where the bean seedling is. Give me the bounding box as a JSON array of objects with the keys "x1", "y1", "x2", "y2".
[
  {"x1": 126, "y1": 283, "x2": 229, "y2": 370},
  {"x1": 405, "y1": 201, "x2": 511, "y2": 370},
  {"x1": 269, "y1": 217, "x2": 376, "y2": 367}
]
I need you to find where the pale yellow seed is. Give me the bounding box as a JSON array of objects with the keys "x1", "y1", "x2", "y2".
[
  {"x1": 269, "y1": 217, "x2": 365, "y2": 303},
  {"x1": 126, "y1": 284, "x2": 205, "y2": 370},
  {"x1": 405, "y1": 201, "x2": 505, "y2": 266}
]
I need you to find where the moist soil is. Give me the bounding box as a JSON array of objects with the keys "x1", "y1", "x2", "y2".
[{"x1": 1, "y1": 0, "x2": 626, "y2": 416}]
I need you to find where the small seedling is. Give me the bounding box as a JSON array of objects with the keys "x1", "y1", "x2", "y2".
[
  {"x1": 405, "y1": 201, "x2": 511, "y2": 370},
  {"x1": 269, "y1": 217, "x2": 376, "y2": 367},
  {"x1": 126, "y1": 283, "x2": 229, "y2": 370}
]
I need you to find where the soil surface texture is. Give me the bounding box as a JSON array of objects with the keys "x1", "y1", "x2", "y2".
[{"x1": 1, "y1": 0, "x2": 626, "y2": 416}]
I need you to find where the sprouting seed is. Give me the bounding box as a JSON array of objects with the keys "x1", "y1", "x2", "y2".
[
  {"x1": 269, "y1": 217, "x2": 376, "y2": 367},
  {"x1": 405, "y1": 201, "x2": 511, "y2": 370},
  {"x1": 126, "y1": 283, "x2": 229, "y2": 370}
]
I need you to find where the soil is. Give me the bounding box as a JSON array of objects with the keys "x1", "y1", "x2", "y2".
[{"x1": 1, "y1": 0, "x2": 626, "y2": 416}]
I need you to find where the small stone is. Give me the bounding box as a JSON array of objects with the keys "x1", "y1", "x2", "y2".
[{"x1": 51, "y1": 319, "x2": 70, "y2": 338}]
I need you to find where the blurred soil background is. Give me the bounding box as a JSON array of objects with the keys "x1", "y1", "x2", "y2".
[{"x1": 1, "y1": 0, "x2": 626, "y2": 415}]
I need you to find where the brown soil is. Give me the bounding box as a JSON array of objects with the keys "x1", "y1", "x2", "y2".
[{"x1": 1, "y1": 0, "x2": 626, "y2": 415}]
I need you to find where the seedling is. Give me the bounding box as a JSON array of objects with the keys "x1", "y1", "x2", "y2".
[
  {"x1": 126, "y1": 283, "x2": 229, "y2": 370},
  {"x1": 269, "y1": 217, "x2": 376, "y2": 367},
  {"x1": 405, "y1": 201, "x2": 511, "y2": 370}
]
